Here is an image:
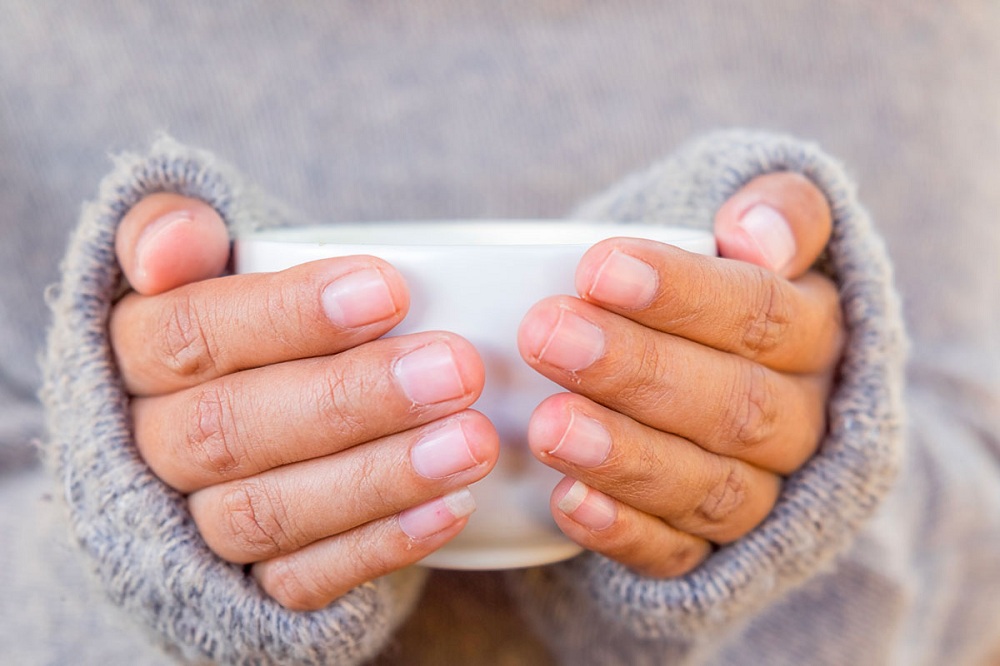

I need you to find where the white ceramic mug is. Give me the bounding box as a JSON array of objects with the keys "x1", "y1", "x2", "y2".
[{"x1": 235, "y1": 221, "x2": 716, "y2": 570}]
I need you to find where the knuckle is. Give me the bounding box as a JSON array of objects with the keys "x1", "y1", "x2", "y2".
[
  {"x1": 314, "y1": 363, "x2": 369, "y2": 443},
  {"x1": 646, "y1": 540, "x2": 709, "y2": 578},
  {"x1": 613, "y1": 335, "x2": 673, "y2": 412},
  {"x1": 610, "y1": 441, "x2": 667, "y2": 505},
  {"x1": 740, "y1": 272, "x2": 791, "y2": 358},
  {"x1": 220, "y1": 480, "x2": 298, "y2": 559},
  {"x1": 261, "y1": 527, "x2": 398, "y2": 611},
  {"x1": 597, "y1": 524, "x2": 644, "y2": 563},
  {"x1": 259, "y1": 557, "x2": 327, "y2": 611},
  {"x1": 350, "y1": 531, "x2": 396, "y2": 584},
  {"x1": 693, "y1": 457, "x2": 749, "y2": 532},
  {"x1": 592, "y1": 516, "x2": 710, "y2": 579},
  {"x1": 157, "y1": 293, "x2": 220, "y2": 380},
  {"x1": 354, "y1": 450, "x2": 392, "y2": 513},
  {"x1": 261, "y1": 280, "x2": 311, "y2": 357},
  {"x1": 718, "y1": 363, "x2": 776, "y2": 456},
  {"x1": 186, "y1": 386, "x2": 242, "y2": 480}
]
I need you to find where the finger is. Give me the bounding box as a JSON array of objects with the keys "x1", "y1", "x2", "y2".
[
  {"x1": 713, "y1": 171, "x2": 832, "y2": 279},
  {"x1": 574, "y1": 239, "x2": 844, "y2": 373},
  {"x1": 133, "y1": 331, "x2": 485, "y2": 493},
  {"x1": 518, "y1": 296, "x2": 828, "y2": 473},
  {"x1": 111, "y1": 255, "x2": 410, "y2": 396},
  {"x1": 115, "y1": 192, "x2": 231, "y2": 295},
  {"x1": 549, "y1": 476, "x2": 713, "y2": 579},
  {"x1": 254, "y1": 488, "x2": 477, "y2": 611},
  {"x1": 530, "y1": 393, "x2": 782, "y2": 544},
  {"x1": 188, "y1": 410, "x2": 498, "y2": 563}
]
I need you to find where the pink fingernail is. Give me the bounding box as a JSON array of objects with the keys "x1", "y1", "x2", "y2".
[
  {"x1": 398, "y1": 489, "x2": 476, "y2": 540},
  {"x1": 411, "y1": 420, "x2": 478, "y2": 479},
  {"x1": 588, "y1": 250, "x2": 658, "y2": 309},
  {"x1": 135, "y1": 210, "x2": 193, "y2": 280},
  {"x1": 394, "y1": 342, "x2": 467, "y2": 405},
  {"x1": 738, "y1": 204, "x2": 796, "y2": 273},
  {"x1": 548, "y1": 411, "x2": 612, "y2": 468},
  {"x1": 537, "y1": 309, "x2": 605, "y2": 372},
  {"x1": 321, "y1": 268, "x2": 397, "y2": 329},
  {"x1": 557, "y1": 480, "x2": 616, "y2": 531}
]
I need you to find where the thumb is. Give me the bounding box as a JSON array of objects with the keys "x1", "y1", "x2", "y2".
[
  {"x1": 115, "y1": 192, "x2": 230, "y2": 295},
  {"x1": 713, "y1": 172, "x2": 832, "y2": 280}
]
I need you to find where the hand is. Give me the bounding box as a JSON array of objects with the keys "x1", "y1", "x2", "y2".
[
  {"x1": 518, "y1": 173, "x2": 844, "y2": 576},
  {"x1": 110, "y1": 193, "x2": 498, "y2": 610}
]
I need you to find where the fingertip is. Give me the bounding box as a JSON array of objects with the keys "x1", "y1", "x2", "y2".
[
  {"x1": 714, "y1": 172, "x2": 832, "y2": 279},
  {"x1": 442, "y1": 333, "x2": 488, "y2": 400},
  {"x1": 552, "y1": 476, "x2": 617, "y2": 532},
  {"x1": 136, "y1": 210, "x2": 230, "y2": 294},
  {"x1": 116, "y1": 193, "x2": 230, "y2": 295},
  {"x1": 456, "y1": 409, "x2": 502, "y2": 472},
  {"x1": 516, "y1": 295, "x2": 576, "y2": 366},
  {"x1": 527, "y1": 392, "x2": 578, "y2": 459},
  {"x1": 716, "y1": 202, "x2": 797, "y2": 275}
]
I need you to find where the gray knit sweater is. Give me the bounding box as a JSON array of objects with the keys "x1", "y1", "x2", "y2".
[{"x1": 2, "y1": 2, "x2": 999, "y2": 665}]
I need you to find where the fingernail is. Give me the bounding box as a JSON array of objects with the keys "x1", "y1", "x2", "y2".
[
  {"x1": 411, "y1": 420, "x2": 478, "y2": 479},
  {"x1": 548, "y1": 411, "x2": 611, "y2": 467},
  {"x1": 135, "y1": 210, "x2": 193, "y2": 278},
  {"x1": 557, "y1": 480, "x2": 616, "y2": 531},
  {"x1": 536, "y1": 309, "x2": 605, "y2": 372},
  {"x1": 588, "y1": 250, "x2": 658, "y2": 309},
  {"x1": 322, "y1": 268, "x2": 397, "y2": 328},
  {"x1": 394, "y1": 341, "x2": 467, "y2": 405},
  {"x1": 738, "y1": 204, "x2": 796, "y2": 273},
  {"x1": 399, "y1": 489, "x2": 476, "y2": 540}
]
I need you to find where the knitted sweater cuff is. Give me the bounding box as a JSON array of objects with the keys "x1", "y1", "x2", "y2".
[
  {"x1": 39, "y1": 136, "x2": 425, "y2": 664},
  {"x1": 520, "y1": 129, "x2": 908, "y2": 641}
]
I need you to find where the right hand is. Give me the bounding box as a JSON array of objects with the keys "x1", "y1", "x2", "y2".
[{"x1": 110, "y1": 193, "x2": 498, "y2": 610}]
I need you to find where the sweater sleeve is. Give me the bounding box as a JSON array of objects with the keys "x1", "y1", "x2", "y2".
[
  {"x1": 38, "y1": 136, "x2": 427, "y2": 665},
  {"x1": 505, "y1": 129, "x2": 908, "y2": 657}
]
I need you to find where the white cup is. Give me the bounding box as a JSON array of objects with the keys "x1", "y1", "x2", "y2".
[{"x1": 235, "y1": 221, "x2": 715, "y2": 570}]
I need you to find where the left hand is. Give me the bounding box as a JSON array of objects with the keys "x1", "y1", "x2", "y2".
[
  {"x1": 517, "y1": 172, "x2": 845, "y2": 576},
  {"x1": 111, "y1": 194, "x2": 497, "y2": 610}
]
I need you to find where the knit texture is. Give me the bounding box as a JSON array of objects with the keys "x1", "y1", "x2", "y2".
[
  {"x1": 505, "y1": 129, "x2": 908, "y2": 660},
  {"x1": 39, "y1": 137, "x2": 428, "y2": 665}
]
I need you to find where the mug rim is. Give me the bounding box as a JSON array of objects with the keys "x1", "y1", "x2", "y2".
[{"x1": 237, "y1": 220, "x2": 714, "y2": 248}]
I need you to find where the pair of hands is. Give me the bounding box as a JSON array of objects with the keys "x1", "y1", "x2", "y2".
[{"x1": 110, "y1": 173, "x2": 843, "y2": 611}]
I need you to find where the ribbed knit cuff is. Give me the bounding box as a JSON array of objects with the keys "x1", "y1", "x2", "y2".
[
  {"x1": 510, "y1": 129, "x2": 908, "y2": 642},
  {"x1": 39, "y1": 136, "x2": 425, "y2": 665}
]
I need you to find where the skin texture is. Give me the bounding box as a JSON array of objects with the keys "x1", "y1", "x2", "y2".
[
  {"x1": 519, "y1": 172, "x2": 842, "y2": 575},
  {"x1": 110, "y1": 173, "x2": 842, "y2": 608}
]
